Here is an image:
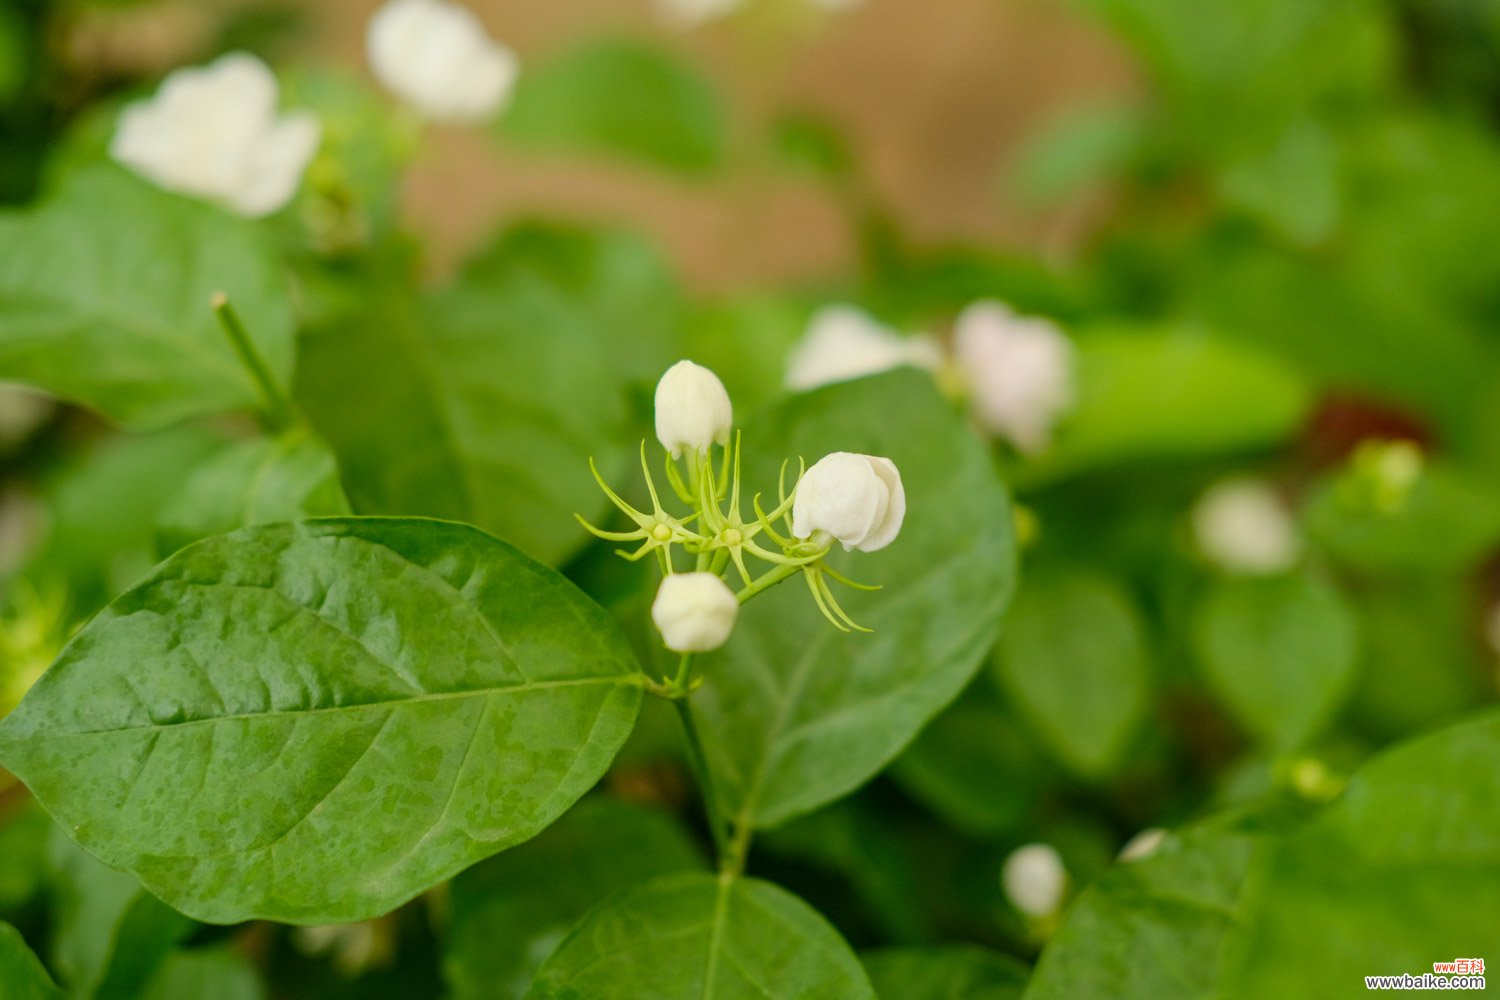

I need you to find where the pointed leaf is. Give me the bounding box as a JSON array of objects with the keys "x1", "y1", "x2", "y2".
[
  {"x1": 525, "y1": 873, "x2": 875, "y2": 999},
  {"x1": 0, "y1": 922, "x2": 63, "y2": 1000},
  {"x1": 0, "y1": 518, "x2": 644, "y2": 923}
]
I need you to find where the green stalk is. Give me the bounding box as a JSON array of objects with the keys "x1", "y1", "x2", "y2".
[
  {"x1": 212, "y1": 292, "x2": 298, "y2": 433},
  {"x1": 669, "y1": 653, "x2": 733, "y2": 867}
]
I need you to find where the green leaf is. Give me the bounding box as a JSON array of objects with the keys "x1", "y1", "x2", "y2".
[
  {"x1": 891, "y1": 682, "x2": 1053, "y2": 838},
  {"x1": 1026, "y1": 710, "x2": 1500, "y2": 999},
  {"x1": 48, "y1": 829, "x2": 194, "y2": 1000},
  {"x1": 0, "y1": 518, "x2": 644, "y2": 924},
  {"x1": 0, "y1": 802, "x2": 51, "y2": 910},
  {"x1": 0, "y1": 921, "x2": 63, "y2": 1000},
  {"x1": 19, "y1": 426, "x2": 227, "y2": 619},
  {"x1": 1025, "y1": 327, "x2": 1311, "y2": 483},
  {"x1": 139, "y1": 948, "x2": 265, "y2": 1000},
  {"x1": 524, "y1": 873, "x2": 875, "y2": 999},
  {"x1": 993, "y1": 567, "x2": 1150, "y2": 778},
  {"x1": 499, "y1": 38, "x2": 727, "y2": 175},
  {"x1": 296, "y1": 268, "x2": 638, "y2": 566},
  {"x1": 864, "y1": 945, "x2": 1028, "y2": 1000},
  {"x1": 445, "y1": 798, "x2": 704, "y2": 1000},
  {"x1": 156, "y1": 430, "x2": 352, "y2": 555},
  {"x1": 1302, "y1": 463, "x2": 1500, "y2": 575},
  {"x1": 695, "y1": 372, "x2": 1016, "y2": 829},
  {"x1": 1190, "y1": 573, "x2": 1358, "y2": 749},
  {"x1": 0, "y1": 165, "x2": 295, "y2": 428}
]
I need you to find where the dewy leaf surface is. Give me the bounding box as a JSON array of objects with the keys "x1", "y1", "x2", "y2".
[
  {"x1": 524, "y1": 872, "x2": 875, "y2": 1000},
  {"x1": 694, "y1": 371, "x2": 1015, "y2": 829},
  {"x1": 0, "y1": 165, "x2": 294, "y2": 428},
  {"x1": 0, "y1": 518, "x2": 644, "y2": 924}
]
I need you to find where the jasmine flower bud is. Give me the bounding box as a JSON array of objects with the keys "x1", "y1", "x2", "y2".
[
  {"x1": 791, "y1": 452, "x2": 905, "y2": 553},
  {"x1": 953, "y1": 301, "x2": 1074, "y2": 453},
  {"x1": 110, "y1": 53, "x2": 320, "y2": 218},
  {"x1": 652, "y1": 573, "x2": 739, "y2": 652},
  {"x1": 367, "y1": 0, "x2": 519, "y2": 122},
  {"x1": 655, "y1": 360, "x2": 733, "y2": 457},
  {"x1": 1002, "y1": 842, "x2": 1067, "y2": 918},
  {"x1": 1191, "y1": 477, "x2": 1299, "y2": 575},
  {"x1": 786, "y1": 305, "x2": 942, "y2": 392}
]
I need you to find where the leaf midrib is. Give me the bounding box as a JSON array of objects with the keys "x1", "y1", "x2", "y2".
[{"x1": 20, "y1": 675, "x2": 644, "y2": 740}]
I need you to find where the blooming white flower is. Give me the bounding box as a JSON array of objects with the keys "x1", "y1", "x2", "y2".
[
  {"x1": 655, "y1": 360, "x2": 733, "y2": 457},
  {"x1": 1117, "y1": 827, "x2": 1168, "y2": 863},
  {"x1": 953, "y1": 300, "x2": 1074, "y2": 454},
  {"x1": 1191, "y1": 478, "x2": 1300, "y2": 575},
  {"x1": 785, "y1": 305, "x2": 942, "y2": 392},
  {"x1": 652, "y1": 573, "x2": 740, "y2": 652},
  {"x1": 791, "y1": 452, "x2": 905, "y2": 553},
  {"x1": 367, "y1": 0, "x2": 518, "y2": 122},
  {"x1": 110, "y1": 53, "x2": 320, "y2": 218},
  {"x1": 1002, "y1": 843, "x2": 1067, "y2": 918}
]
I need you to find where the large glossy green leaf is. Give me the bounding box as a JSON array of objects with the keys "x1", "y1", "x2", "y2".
[
  {"x1": 694, "y1": 371, "x2": 1015, "y2": 829},
  {"x1": 296, "y1": 270, "x2": 636, "y2": 566},
  {"x1": 864, "y1": 945, "x2": 1028, "y2": 1000},
  {"x1": 156, "y1": 430, "x2": 351, "y2": 554},
  {"x1": 0, "y1": 518, "x2": 644, "y2": 923},
  {"x1": 445, "y1": 798, "x2": 704, "y2": 1000},
  {"x1": 499, "y1": 38, "x2": 727, "y2": 175},
  {"x1": 0, "y1": 166, "x2": 294, "y2": 428},
  {"x1": 1026, "y1": 710, "x2": 1500, "y2": 999},
  {"x1": 48, "y1": 829, "x2": 194, "y2": 1000},
  {"x1": 0, "y1": 921, "x2": 62, "y2": 1000},
  {"x1": 525, "y1": 873, "x2": 875, "y2": 999},
  {"x1": 1190, "y1": 573, "x2": 1358, "y2": 749},
  {"x1": 993, "y1": 567, "x2": 1150, "y2": 778}
]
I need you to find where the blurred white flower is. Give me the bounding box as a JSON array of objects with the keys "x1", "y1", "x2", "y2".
[
  {"x1": 652, "y1": 573, "x2": 739, "y2": 652},
  {"x1": 792, "y1": 452, "x2": 905, "y2": 553},
  {"x1": 1192, "y1": 477, "x2": 1300, "y2": 575},
  {"x1": 655, "y1": 360, "x2": 733, "y2": 457},
  {"x1": 110, "y1": 53, "x2": 320, "y2": 217},
  {"x1": 1117, "y1": 827, "x2": 1168, "y2": 863},
  {"x1": 953, "y1": 301, "x2": 1074, "y2": 454},
  {"x1": 785, "y1": 305, "x2": 942, "y2": 392},
  {"x1": 367, "y1": 0, "x2": 518, "y2": 122},
  {"x1": 1002, "y1": 842, "x2": 1067, "y2": 918},
  {"x1": 655, "y1": 0, "x2": 740, "y2": 27}
]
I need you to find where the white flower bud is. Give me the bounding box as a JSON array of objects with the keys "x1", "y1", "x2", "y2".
[
  {"x1": 651, "y1": 573, "x2": 739, "y2": 653},
  {"x1": 1002, "y1": 842, "x2": 1067, "y2": 918},
  {"x1": 1117, "y1": 827, "x2": 1168, "y2": 863},
  {"x1": 953, "y1": 301, "x2": 1074, "y2": 453},
  {"x1": 654, "y1": 360, "x2": 733, "y2": 457},
  {"x1": 791, "y1": 452, "x2": 905, "y2": 553},
  {"x1": 1192, "y1": 478, "x2": 1300, "y2": 575},
  {"x1": 786, "y1": 305, "x2": 942, "y2": 392},
  {"x1": 109, "y1": 53, "x2": 320, "y2": 218},
  {"x1": 367, "y1": 0, "x2": 519, "y2": 123}
]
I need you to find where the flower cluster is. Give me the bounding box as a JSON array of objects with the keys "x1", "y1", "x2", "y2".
[
  {"x1": 581, "y1": 361, "x2": 905, "y2": 655},
  {"x1": 785, "y1": 300, "x2": 1076, "y2": 454},
  {"x1": 109, "y1": 0, "x2": 515, "y2": 218}
]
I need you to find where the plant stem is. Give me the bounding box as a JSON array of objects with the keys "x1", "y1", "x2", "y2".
[
  {"x1": 669, "y1": 654, "x2": 732, "y2": 867},
  {"x1": 212, "y1": 292, "x2": 298, "y2": 433},
  {"x1": 735, "y1": 562, "x2": 801, "y2": 604}
]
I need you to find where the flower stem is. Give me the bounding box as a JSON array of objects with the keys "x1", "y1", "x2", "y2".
[
  {"x1": 735, "y1": 562, "x2": 801, "y2": 604},
  {"x1": 212, "y1": 292, "x2": 298, "y2": 433},
  {"x1": 669, "y1": 654, "x2": 732, "y2": 866}
]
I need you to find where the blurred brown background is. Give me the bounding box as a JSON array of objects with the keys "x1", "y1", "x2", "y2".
[{"x1": 74, "y1": 0, "x2": 1136, "y2": 288}]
